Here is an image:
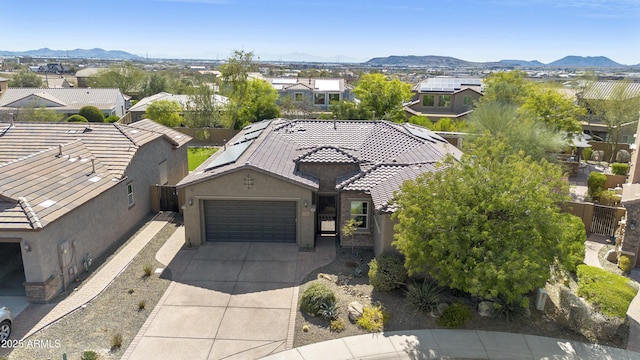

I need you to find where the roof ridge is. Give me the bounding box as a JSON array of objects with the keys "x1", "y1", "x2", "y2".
[
  {"x1": 114, "y1": 123, "x2": 140, "y2": 148},
  {"x1": 18, "y1": 196, "x2": 42, "y2": 230},
  {"x1": 294, "y1": 145, "x2": 360, "y2": 163},
  {"x1": 0, "y1": 139, "x2": 84, "y2": 168}
]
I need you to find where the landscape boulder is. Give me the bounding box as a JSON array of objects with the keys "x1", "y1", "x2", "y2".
[
  {"x1": 348, "y1": 301, "x2": 364, "y2": 322},
  {"x1": 605, "y1": 249, "x2": 618, "y2": 263},
  {"x1": 478, "y1": 301, "x2": 495, "y2": 317}
]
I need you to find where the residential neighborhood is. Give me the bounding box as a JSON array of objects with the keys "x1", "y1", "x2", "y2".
[{"x1": 1, "y1": 45, "x2": 640, "y2": 360}]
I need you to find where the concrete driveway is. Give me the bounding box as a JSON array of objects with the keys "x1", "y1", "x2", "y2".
[{"x1": 124, "y1": 241, "x2": 306, "y2": 360}]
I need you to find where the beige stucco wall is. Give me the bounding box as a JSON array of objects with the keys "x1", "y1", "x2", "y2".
[
  {"x1": 409, "y1": 88, "x2": 480, "y2": 118},
  {"x1": 339, "y1": 190, "x2": 375, "y2": 248},
  {"x1": 181, "y1": 168, "x2": 316, "y2": 248},
  {"x1": 373, "y1": 212, "x2": 397, "y2": 256}
]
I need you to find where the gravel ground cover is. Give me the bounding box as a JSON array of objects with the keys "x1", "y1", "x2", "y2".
[
  {"x1": 294, "y1": 244, "x2": 628, "y2": 349},
  {"x1": 5, "y1": 216, "x2": 181, "y2": 360}
]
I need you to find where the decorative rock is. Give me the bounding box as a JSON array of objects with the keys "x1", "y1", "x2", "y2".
[
  {"x1": 318, "y1": 273, "x2": 338, "y2": 283},
  {"x1": 348, "y1": 301, "x2": 364, "y2": 322},
  {"x1": 605, "y1": 249, "x2": 618, "y2": 263},
  {"x1": 478, "y1": 301, "x2": 495, "y2": 317}
]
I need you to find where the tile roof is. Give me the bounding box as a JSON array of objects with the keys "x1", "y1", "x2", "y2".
[
  {"x1": 178, "y1": 119, "x2": 460, "y2": 211},
  {"x1": 0, "y1": 120, "x2": 191, "y2": 230},
  {"x1": 580, "y1": 80, "x2": 640, "y2": 100},
  {"x1": 0, "y1": 88, "x2": 124, "y2": 111}
]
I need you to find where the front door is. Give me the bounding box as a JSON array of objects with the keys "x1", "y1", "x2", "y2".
[{"x1": 317, "y1": 194, "x2": 337, "y2": 235}]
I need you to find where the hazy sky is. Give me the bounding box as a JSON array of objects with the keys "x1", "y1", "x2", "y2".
[{"x1": 4, "y1": 0, "x2": 639, "y2": 64}]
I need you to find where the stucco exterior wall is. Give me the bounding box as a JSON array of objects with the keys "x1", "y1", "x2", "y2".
[
  {"x1": 409, "y1": 88, "x2": 480, "y2": 118},
  {"x1": 339, "y1": 190, "x2": 375, "y2": 248},
  {"x1": 181, "y1": 168, "x2": 315, "y2": 248},
  {"x1": 373, "y1": 212, "x2": 397, "y2": 256}
]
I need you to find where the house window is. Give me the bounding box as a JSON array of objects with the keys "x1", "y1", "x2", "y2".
[
  {"x1": 294, "y1": 92, "x2": 304, "y2": 102},
  {"x1": 127, "y1": 182, "x2": 134, "y2": 207},
  {"x1": 422, "y1": 95, "x2": 435, "y2": 107},
  {"x1": 463, "y1": 95, "x2": 473, "y2": 107},
  {"x1": 159, "y1": 160, "x2": 168, "y2": 185},
  {"x1": 350, "y1": 201, "x2": 369, "y2": 229},
  {"x1": 314, "y1": 93, "x2": 326, "y2": 105},
  {"x1": 328, "y1": 93, "x2": 340, "y2": 104},
  {"x1": 438, "y1": 95, "x2": 451, "y2": 108}
]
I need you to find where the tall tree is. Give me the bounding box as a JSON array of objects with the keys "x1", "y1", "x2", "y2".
[
  {"x1": 392, "y1": 135, "x2": 585, "y2": 306},
  {"x1": 219, "y1": 50, "x2": 257, "y2": 129},
  {"x1": 183, "y1": 84, "x2": 225, "y2": 128},
  {"x1": 326, "y1": 100, "x2": 371, "y2": 120},
  {"x1": 353, "y1": 73, "x2": 412, "y2": 122},
  {"x1": 520, "y1": 85, "x2": 585, "y2": 134},
  {"x1": 480, "y1": 70, "x2": 533, "y2": 106},
  {"x1": 233, "y1": 79, "x2": 280, "y2": 128},
  {"x1": 144, "y1": 99, "x2": 183, "y2": 127},
  {"x1": 467, "y1": 102, "x2": 564, "y2": 161},
  {"x1": 8, "y1": 70, "x2": 43, "y2": 87},
  {"x1": 581, "y1": 80, "x2": 640, "y2": 161},
  {"x1": 140, "y1": 72, "x2": 170, "y2": 98},
  {"x1": 89, "y1": 62, "x2": 145, "y2": 95}
]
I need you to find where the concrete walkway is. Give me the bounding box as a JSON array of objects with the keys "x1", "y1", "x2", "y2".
[
  {"x1": 18, "y1": 212, "x2": 175, "y2": 339},
  {"x1": 263, "y1": 329, "x2": 640, "y2": 360}
]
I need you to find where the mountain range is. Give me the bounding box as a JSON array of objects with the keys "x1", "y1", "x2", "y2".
[{"x1": 0, "y1": 48, "x2": 635, "y2": 67}]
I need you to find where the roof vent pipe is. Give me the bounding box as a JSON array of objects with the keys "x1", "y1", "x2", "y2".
[
  {"x1": 333, "y1": 117, "x2": 337, "y2": 130},
  {"x1": 9, "y1": 113, "x2": 14, "y2": 128},
  {"x1": 57, "y1": 144, "x2": 63, "y2": 157},
  {"x1": 91, "y1": 159, "x2": 96, "y2": 174}
]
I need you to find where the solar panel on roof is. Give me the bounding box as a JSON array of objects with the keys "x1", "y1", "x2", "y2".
[
  {"x1": 315, "y1": 79, "x2": 340, "y2": 91},
  {"x1": 244, "y1": 120, "x2": 271, "y2": 134},
  {"x1": 204, "y1": 140, "x2": 253, "y2": 171},
  {"x1": 272, "y1": 78, "x2": 298, "y2": 84},
  {"x1": 232, "y1": 131, "x2": 261, "y2": 144},
  {"x1": 404, "y1": 124, "x2": 447, "y2": 143}
]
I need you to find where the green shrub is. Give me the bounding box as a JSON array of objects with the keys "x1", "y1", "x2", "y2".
[
  {"x1": 405, "y1": 279, "x2": 444, "y2": 314},
  {"x1": 143, "y1": 264, "x2": 153, "y2": 277},
  {"x1": 66, "y1": 114, "x2": 88, "y2": 122},
  {"x1": 599, "y1": 190, "x2": 621, "y2": 206},
  {"x1": 81, "y1": 351, "x2": 100, "y2": 360},
  {"x1": 330, "y1": 318, "x2": 345, "y2": 332},
  {"x1": 576, "y1": 264, "x2": 638, "y2": 318},
  {"x1": 79, "y1": 105, "x2": 105, "y2": 123},
  {"x1": 587, "y1": 172, "x2": 607, "y2": 200},
  {"x1": 582, "y1": 147, "x2": 592, "y2": 162},
  {"x1": 105, "y1": 115, "x2": 120, "y2": 123},
  {"x1": 619, "y1": 255, "x2": 632, "y2": 273},
  {"x1": 300, "y1": 282, "x2": 336, "y2": 315},
  {"x1": 138, "y1": 300, "x2": 146, "y2": 310},
  {"x1": 110, "y1": 332, "x2": 123, "y2": 351},
  {"x1": 368, "y1": 253, "x2": 407, "y2": 291},
  {"x1": 437, "y1": 302, "x2": 472, "y2": 328},
  {"x1": 611, "y1": 163, "x2": 629, "y2": 176},
  {"x1": 356, "y1": 304, "x2": 390, "y2": 332}
]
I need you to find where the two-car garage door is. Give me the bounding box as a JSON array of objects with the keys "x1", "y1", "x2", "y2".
[{"x1": 204, "y1": 200, "x2": 297, "y2": 242}]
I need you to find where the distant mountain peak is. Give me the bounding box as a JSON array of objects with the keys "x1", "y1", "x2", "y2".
[
  {"x1": 0, "y1": 48, "x2": 142, "y2": 60},
  {"x1": 363, "y1": 55, "x2": 626, "y2": 67}
]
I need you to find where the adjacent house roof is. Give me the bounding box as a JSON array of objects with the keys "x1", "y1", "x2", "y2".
[
  {"x1": 0, "y1": 120, "x2": 191, "y2": 230},
  {"x1": 578, "y1": 80, "x2": 640, "y2": 100},
  {"x1": 413, "y1": 77, "x2": 484, "y2": 94},
  {"x1": 0, "y1": 88, "x2": 125, "y2": 112},
  {"x1": 267, "y1": 78, "x2": 351, "y2": 93},
  {"x1": 128, "y1": 92, "x2": 228, "y2": 113},
  {"x1": 178, "y1": 119, "x2": 461, "y2": 212}
]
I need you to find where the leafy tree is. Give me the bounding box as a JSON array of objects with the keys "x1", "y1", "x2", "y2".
[
  {"x1": 183, "y1": 84, "x2": 225, "y2": 128},
  {"x1": 13, "y1": 103, "x2": 63, "y2": 122},
  {"x1": 520, "y1": 85, "x2": 585, "y2": 134},
  {"x1": 581, "y1": 80, "x2": 640, "y2": 162},
  {"x1": 480, "y1": 70, "x2": 533, "y2": 106},
  {"x1": 467, "y1": 102, "x2": 564, "y2": 161},
  {"x1": 325, "y1": 100, "x2": 371, "y2": 120},
  {"x1": 219, "y1": 50, "x2": 257, "y2": 129},
  {"x1": 392, "y1": 135, "x2": 584, "y2": 306},
  {"x1": 353, "y1": 73, "x2": 412, "y2": 122},
  {"x1": 66, "y1": 114, "x2": 88, "y2": 122},
  {"x1": 79, "y1": 106, "x2": 105, "y2": 123},
  {"x1": 8, "y1": 70, "x2": 43, "y2": 87},
  {"x1": 105, "y1": 115, "x2": 120, "y2": 123},
  {"x1": 232, "y1": 79, "x2": 280, "y2": 128},
  {"x1": 140, "y1": 72, "x2": 170, "y2": 98},
  {"x1": 144, "y1": 99, "x2": 183, "y2": 127},
  {"x1": 89, "y1": 62, "x2": 145, "y2": 95}
]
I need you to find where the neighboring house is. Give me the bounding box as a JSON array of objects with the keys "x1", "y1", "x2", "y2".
[
  {"x1": 0, "y1": 119, "x2": 191, "y2": 302},
  {"x1": 75, "y1": 67, "x2": 106, "y2": 88},
  {"x1": 0, "y1": 87, "x2": 127, "y2": 118},
  {"x1": 404, "y1": 77, "x2": 484, "y2": 121},
  {"x1": 267, "y1": 77, "x2": 354, "y2": 111},
  {"x1": 575, "y1": 80, "x2": 640, "y2": 144},
  {"x1": 177, "y1": 119, "x2": 461, "y2": 255},
  {"x1": 45, "y1": 76, "x2": 73, "y2": 88},
  {"x1": 0, "y1": 77, "x2": 7, "y2": 95},
  {"x1": 126, "y1": 92, "x2": 229, "y2": 123}
]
